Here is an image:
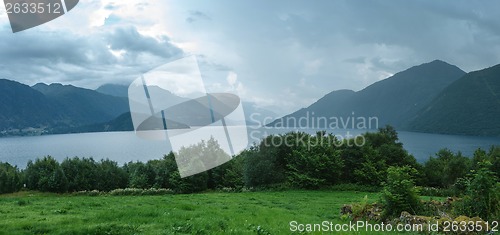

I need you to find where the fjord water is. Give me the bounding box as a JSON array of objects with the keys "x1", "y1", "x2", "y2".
[{"x1": 0, "y1": 128, "x2": 499, "y2": 168}]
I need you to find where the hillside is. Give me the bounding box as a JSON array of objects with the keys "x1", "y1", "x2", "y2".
[
  {"x1": 0, "y1": 80, "x2": 130, "y2": 135},
  {"x1": 33, "y1": 83, "x2": 129, "y2": 126},
  {"x1": 96, "y1": 84, "x2": 278, "y2": 126},
  {"x1": 0, "y1": 79, "x2": 55, "y2": 132},
  {"x1": 96, "y1": 84, "x2": 128, "y2": 98},
  {"x1": 269, "y1": 60, "x2": 466, "y2": 129},
  {"x1": 410, "y1": 64, "x2": 500, "y2": 136}
]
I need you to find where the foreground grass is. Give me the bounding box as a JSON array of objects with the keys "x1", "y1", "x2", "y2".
[{"x1": 0, "y1": 190, "x2": 424, "y2": 234}]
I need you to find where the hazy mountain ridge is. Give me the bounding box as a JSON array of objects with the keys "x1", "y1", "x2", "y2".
[
  {"x1": 269, "y1": 60, "x2": 467, "y2": 130},
  {"x1": 0, "y1": 81, "x2": 129, "y2": 136},
  {"x1": 2, "y1": 59, "x2": 498, "y2": 137},
  {"x1": 0, "y1": 79, "x2": 55, "y2": 131},
  {"x1": 33, "y1": 83, "x2": 129, "y2": 125},
  {"x1": 96, "y1": 83, "x2": 279, "y2": 126}
]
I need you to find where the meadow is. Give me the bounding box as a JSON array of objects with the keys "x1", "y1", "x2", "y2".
[{"x1": 0, "y1": 190, "x2": 424, "y2": 235}]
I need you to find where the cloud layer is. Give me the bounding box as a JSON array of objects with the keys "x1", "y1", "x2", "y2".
[{"x1": 1, "y1": 0, "x2": 500, "y2": 114}]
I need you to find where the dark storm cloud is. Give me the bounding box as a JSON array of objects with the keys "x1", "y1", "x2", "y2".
[
  {"x1": 2, "y1": 0, "x2": 500, "y2": 113},
  {"x1": 173, "y1": 0, "x2": 500, "y2": 113},
  {"x1": 0, "y1": 26, "x2": 183, "y2": 87}
]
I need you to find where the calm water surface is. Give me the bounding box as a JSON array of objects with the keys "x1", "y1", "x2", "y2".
[{"x1": 0, "y1": 128, "x2": 499, "y2": 167}]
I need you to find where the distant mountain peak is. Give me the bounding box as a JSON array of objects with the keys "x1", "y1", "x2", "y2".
[{"x1": 268, "y1": 60, "x2": 466, "y2": 128}]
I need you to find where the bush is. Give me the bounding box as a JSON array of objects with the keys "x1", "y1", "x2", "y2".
[
  {"x1": 73, "y1": 190, "x2": 102, "y2": 196},
  {"x1": 381, "y1": 166, "x2": 422, "y2": 218},
  {"x1": 109, "y1": 188, "x2": 173, "y2": 196},
  {"x1": 454, "y1": 161, "x2": 499, "y2": 220},
  {"x1": 328, "y1": 184, "x2": 381, "y2": 192}
]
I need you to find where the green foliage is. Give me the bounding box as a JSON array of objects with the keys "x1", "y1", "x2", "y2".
[
  {"x1": 107, "y1": 188, "x2": 174, "y2": 196},
  {"x1": 328, "y1": 183, "x2": 381, "y2": 192},
  {"x1": 244, "y1": 127, "x2": 418, "y2": 189},
  {"x1": 244, "y1": 134, "x2": 290, "y2": 187},
  {"x1": 381, "y1": 166, "x2": 422, "y2": 218},
  {"x1": 472, "y1": 146, "x2": 500, "y2": 178},
  {"x1": 454, "y1": 161, "x2": 499, "y2": 220},
  {"x1": 285, "y1": 132, "x2": 344, "y2": 189},
  {"x1": 2, "y1": 129, "x2": 496, "y2": 205},
  {"x1": 208, "y1": 154, "x2": 245, "y2": 189},
  {"x1": 0, "y1": 162, "x2": 22, "y2": 194},
  {"x1": 25, "y1": 156, "x2": 68, "y2": 193},
  {"x1": 61, "y1": 157, "x2": 98, "y2": 192},
  {"x1": 96, "y1": 159, "x2": 128, "y2": 191},
  {"x1": 344, "y1": 126, "x2": 418, "y2": 186},
  {"x1": 160, "y1": 152, "x2": 208, "y2": 194},
  {"x1": 410, "y1": 63, "x2": 500, "y2": 136},
  {"x1": 126, "y1": 162, "x2": 156, "y2": 189},
  {"x1": 423, "y1": 149, "x2": 471, "y2": 188}
]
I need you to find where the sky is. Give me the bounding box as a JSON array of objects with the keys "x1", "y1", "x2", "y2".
[{"x1": 1, "y1": 0, "x2": 500, "y2": 115}]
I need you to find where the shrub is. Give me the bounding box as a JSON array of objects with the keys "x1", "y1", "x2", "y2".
[
  {"x1": 381, "y1": 166, "x2": 422, "y2": 218},
  {"x1": 454, "y1": 161, "x2": 499, "y2": 220},
  {"x1": 328, "y1": 183, "x2": 381, "y2": 192},
  {"x1": 108, "y1": 188, "x2": 173, "y2": 196}
]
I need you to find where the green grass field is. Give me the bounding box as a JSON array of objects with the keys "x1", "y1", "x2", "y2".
[{"x1": 0, "y1": 190, "x2": 428, "y2": 234}]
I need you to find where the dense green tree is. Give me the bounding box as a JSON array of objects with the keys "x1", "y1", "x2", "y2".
[
  {"x1": 455, "y1": 161, "x2": 499, "y2": 220},
  {"x1": 208, "y1": 154, "x2": 245, "y2": 189},
  {"x1": 0, "y1": 162, "x2": 22, "y2": 194},
  {"x1": 244, "y1": 134, "x2": 289, "y2": 187},
  {"x1": 126, "y1": 162, "x2": 155, "y2": 189},
  {"x1": 25, "y1": 156, "x2": 68, "y2": 193},
  {"x1": 423, "y1": 149, "x2": 471, "y2": 188},
  {"x1": 96, "y1": 159, "x2": 128, "y2": 191},
  {"x1": 61, "y1": 157, "x2": 98, "y2": 192},
  {"x1": 342, "y1": 126, "x2": 417, "y2": 186},
  {"x1": 164, "y1": 152, "x2": 208, "y2": 193},
  {"x1": 146, "y1": 158, "x2": 170, "y2": 189},
  {"x1": 285, "y1": 133, "x2": 344, "y2": 189}
]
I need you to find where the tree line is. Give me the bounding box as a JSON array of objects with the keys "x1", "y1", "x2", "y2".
[{"x1": 1, "y1": 126, "x2": 498, "y2": 195}]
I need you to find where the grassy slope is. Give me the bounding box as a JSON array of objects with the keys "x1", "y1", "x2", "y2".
[{"x1": 0, "y1": 190, "x2": 405, "y2": 234}]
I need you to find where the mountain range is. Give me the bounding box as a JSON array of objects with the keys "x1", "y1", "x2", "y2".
[
  {"x1": 0, "y1": 80, "x2": 278, "y2": 136},
  {"x1": 269, "y1": 60, "x2": 500, "y2": 136},
  {"x1": 409, "y1": 63, "x2": 500, "y2": 136},
  {"x1": 0, "y1": 80, "x2": 129, "y2": 135},
  {"x1": 96, "y1": 84, "x2": 279, "y2": 126},
  {"x1": 1, "y1": 59, "x2": 498, "y2": 136}
]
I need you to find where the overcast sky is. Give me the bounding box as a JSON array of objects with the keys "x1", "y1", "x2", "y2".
[{"x1": 1, "y1": 0, "x2": 500, "y2": 114}]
